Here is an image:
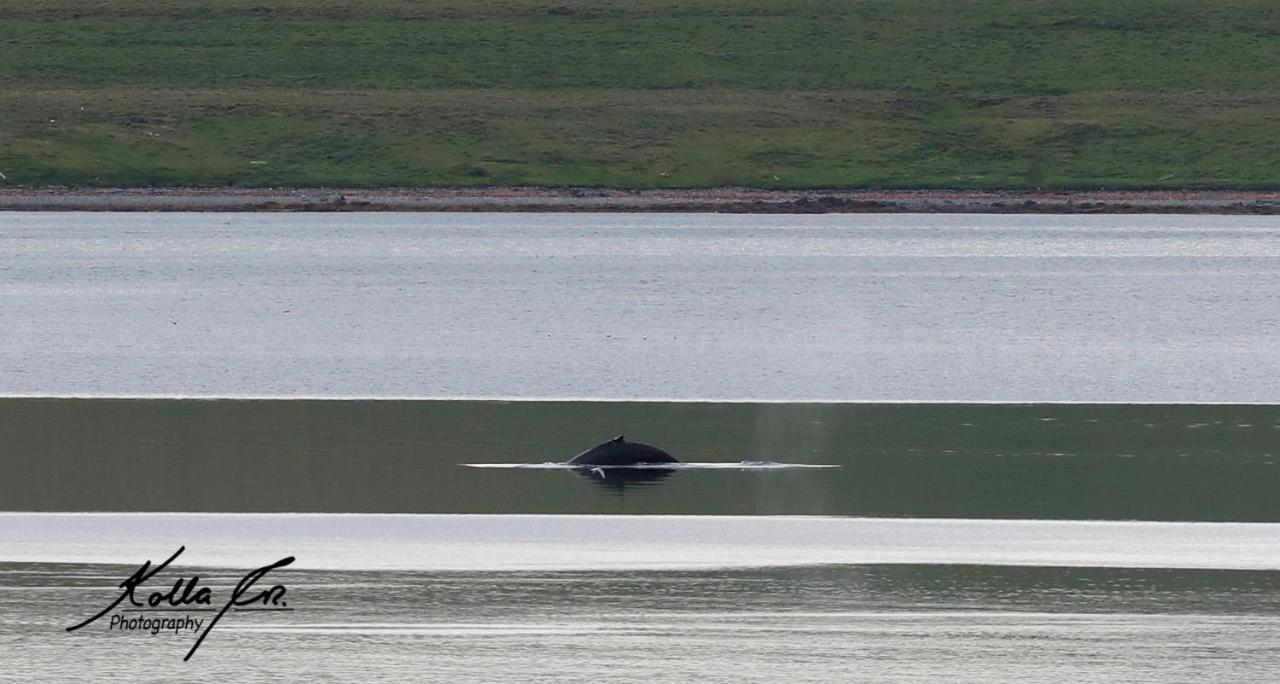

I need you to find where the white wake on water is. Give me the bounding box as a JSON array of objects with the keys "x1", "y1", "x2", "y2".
[{"x1": 460, "y1": 462, "x2": 840, "y2": 470}]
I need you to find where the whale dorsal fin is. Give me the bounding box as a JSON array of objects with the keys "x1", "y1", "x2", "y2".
[{"x1": 612, "y1": 435, "x2": 625, "y2": 443}]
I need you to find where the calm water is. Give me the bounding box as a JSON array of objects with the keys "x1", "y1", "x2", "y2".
[
  {"x1": 5, "y1": 559, "x2": 1280, "y2": 682},
  {"x1": 5, "y1": 212, "x2": 1280, "y2": 679},
  {"x1": 3, "y1": 557, "x2": 1278, "y2": 682},
  {"x1": 2, "y1": 399, "x2": 1278, "y2": 520},
  {"x1": 2, "y1": 213, "x2": 1280, "y2": 401},
  {"x1": 4, "y1": 399, "x2": 1279, "y2": 678}
]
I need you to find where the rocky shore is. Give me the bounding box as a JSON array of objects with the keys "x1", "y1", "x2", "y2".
[{"x1": 3, "y1": 187, "x2": 1279, "y2": 214}]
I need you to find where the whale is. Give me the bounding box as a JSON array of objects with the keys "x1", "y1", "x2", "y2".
[
  {"x1": 461, "y1": 437, "x2": 834, "y2": 492},
  {"x1": 567, "y1": 435, "x2": 679, "y2": 467}
]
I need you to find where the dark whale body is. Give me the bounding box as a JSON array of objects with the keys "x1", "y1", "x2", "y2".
[{"x1": 567, "y1": 436, "x2": 679, "y2": 467}]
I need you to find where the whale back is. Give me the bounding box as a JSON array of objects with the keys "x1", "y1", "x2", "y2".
[{"x1": 567, "y1": 435, "x2": 679, "y2": 466}]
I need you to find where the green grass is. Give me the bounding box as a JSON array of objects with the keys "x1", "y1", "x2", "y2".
[{"x1": 1, "y1": 0, "x2": 1278, "y2": 189}]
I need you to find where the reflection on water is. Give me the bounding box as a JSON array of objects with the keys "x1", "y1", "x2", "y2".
[
  {"x1": 6, "y1": 213, "x2": 1280, "y2": 402},
  {"x1": 2, "y1": 398, "x2": 1278, "y2": 520},
  {"x1": 575, "y1": 465, "x2": 676, "y2": 492},
  {"x1": 10, "y1": 513, "x2": 1276, "y2": 571},
  {"x1": 7, "y1": 561, "x2": 1280, "y2": 681}
]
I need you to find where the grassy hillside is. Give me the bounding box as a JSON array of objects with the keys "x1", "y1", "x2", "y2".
[{"x1": 1, "y1": 0, "x2": 1277, "y2": 189}]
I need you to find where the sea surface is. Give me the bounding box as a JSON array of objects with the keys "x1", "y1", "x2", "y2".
[
  {"x1": 4, "y1": 212, "x2": 1280, "y2": 680},
  {"x1": 2, "y1": 212, "x2": 1280, "y2": 401},
  {"x1": 8, "y1": 551, "x2": 1280, "y2": 682},
  {"x1": 1, "y1": 399, "x2": 1278, "y2": 520},
  {"x1": 4, "y1": 400, "x2": 1279, "y2": 681}
]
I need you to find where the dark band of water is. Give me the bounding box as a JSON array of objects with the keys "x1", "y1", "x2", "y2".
[{"x1": 3, "y1": 398, "x2": 1277, "y2": 521}]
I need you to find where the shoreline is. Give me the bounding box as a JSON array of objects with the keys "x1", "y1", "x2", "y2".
[{"x1": 2, "y1": 186, "x2": 1280, "y2": 214}]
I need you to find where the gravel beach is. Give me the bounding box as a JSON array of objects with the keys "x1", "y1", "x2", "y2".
[{"x1": 3, "y1": 187, "x2": 1279, "y2": 213}]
